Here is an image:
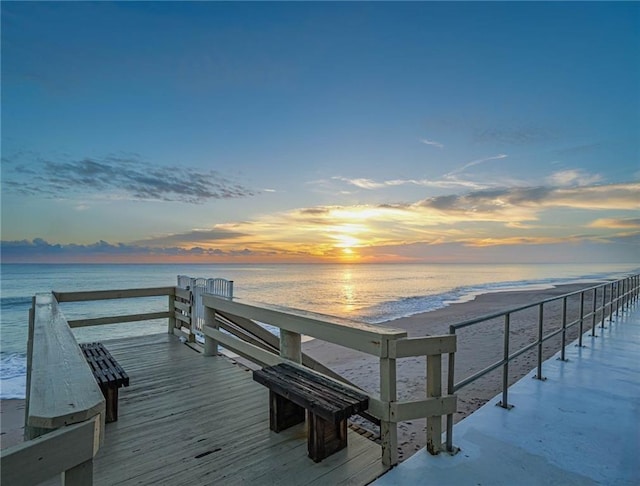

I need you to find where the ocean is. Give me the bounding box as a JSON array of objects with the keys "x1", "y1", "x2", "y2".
[{"x1": 1, "y1": 262, "x2": 638, "y2": 399}]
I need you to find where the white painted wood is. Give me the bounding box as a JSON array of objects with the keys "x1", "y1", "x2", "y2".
[
  {"x1": 64, "y1": 459, "x2": 93, "y2": 485},
  {"x1": 53, "y1": 287, "x2": 175, "y2": 302},
  {"x1": 24, "y1": 299, "x2": 35, "y2": 437},
  {"x1": 27, "y1": 294, "x2": 105, "y2": 434},
  {"x1": 379, "y1": 357, "x2": 398, "y2": 467},
  {"x1": 426, "y1": 354, "x2": 443, "y2": 454},
  {"x1": 168, "y1": 295, "x2": 177, "y2": 334},
  {"x1": 280, "y1": 330, "x2": 302, "y2": 363},
  {"x1": 389, "y1": 335, "x2": 456, "y2": 358},
  {"x1": 174, "y1": 300, "x2": 190, "y2": 313},
  {"x1": 174, "y1": 310, "x2": 191, "y2": 324},
  {"x1": 203, "y1": 326, "x2": 282, "y2": 367},
  {"x1": 67, "y1": 311, "x2": 170, "y2": 328},
  {"x1": 203, "y1": 307, "x2": 217, "y2": 356},
  {"x1": 174, "y1": 287, "x2": 190, "y2": 300},
  {"x1": 390, "y1": 396, "x2": 457, "y2": 421},
  {"x1": 203, "y1": 295, "x2": 407, "y2": 356},
  {"x1": 216, "y1": 310, "x2": 280, "y2": 349},
  {"x1": 1, "y1": 416, "x2": 99, "y2": 486}
]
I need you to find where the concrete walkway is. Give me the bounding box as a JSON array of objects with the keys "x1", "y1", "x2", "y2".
[{"x1": 374, "y1": 304, "x2": 640, "y2": 486}]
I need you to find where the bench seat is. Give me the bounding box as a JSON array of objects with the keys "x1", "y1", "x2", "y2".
[
  {"x1": 80, "y1": 343, "x2": 129, "y2": 423},
  {"x1": 253, "y1": 362, "x2": 369, "y2": 462}
]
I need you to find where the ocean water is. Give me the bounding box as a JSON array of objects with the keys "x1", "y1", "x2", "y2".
[{"x1": 1, "y1": 262, "x2": 638, "y2": 399}]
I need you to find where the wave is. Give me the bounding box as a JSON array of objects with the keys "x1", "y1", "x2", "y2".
[
  {"x1": 0, "y1": 352, "x2": 26, "y2": 399},
  {"x1": 356, "y1": 275, "x2": 610, "y2": 324},
  {"x1": 0, "y1": 296, "x2": 33, "y2": 310}
]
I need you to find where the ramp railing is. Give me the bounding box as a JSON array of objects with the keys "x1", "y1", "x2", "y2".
[{"x1": 445, "y1": 273, "x2": 639, "y2": 451}]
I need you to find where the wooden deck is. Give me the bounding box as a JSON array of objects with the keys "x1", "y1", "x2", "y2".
[{"x1": 92, "y1": 334, "x2": 385, "y2": 485}]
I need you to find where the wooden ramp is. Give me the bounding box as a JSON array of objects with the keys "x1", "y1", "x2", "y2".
[{"x1": 92, "y1": 334, "x2": 385, "y2": 486}]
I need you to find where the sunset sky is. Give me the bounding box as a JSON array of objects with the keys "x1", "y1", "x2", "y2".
[{"x1": 2, "y1": 2, "x2": 639, "y2": 264}]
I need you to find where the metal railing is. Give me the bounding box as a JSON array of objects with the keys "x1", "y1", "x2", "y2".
[{"x1": 445, "y1": 274, "x2": 639, "y2": 451}]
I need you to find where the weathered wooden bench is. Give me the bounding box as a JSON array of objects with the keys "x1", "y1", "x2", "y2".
[
  {"x1": 252, "y1": 362, "x2": 369, "y2": 462},
  {"x1": 80, "y1": 342, "x2": 129, "y2": 423}
]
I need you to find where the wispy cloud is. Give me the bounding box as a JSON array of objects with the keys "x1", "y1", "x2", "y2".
[
  {"x1": 444, "y1": 154, "x2": 508, "y2": 178},
  {"x1": 588, "y1": 218, "x2": 640, "y2": 229},
  {"x1": 0, "y1": 238, "x2": 268, "y2": 263},
  {"x1": 546, "y1": 169, "x2": 602, "y2": 187},
  {"x1": 420, "y1": 138, "x2": 444, "y2": 149},
  {"x1": 3, "y1": 181, "x2": 638, "y2": 263},
  {"x1": 332, "y1": 176, "x2": 485, "y2": 191},
  {"x1": 131, "y1": 228, "x2": 248, "y2": 247},
  {"x1": 2, "y1": 152, "x2": 257, "y2": 203}
]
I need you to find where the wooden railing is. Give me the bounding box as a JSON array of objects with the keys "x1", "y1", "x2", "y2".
[
  {"x1": 201, "y1": 295, "x2": 457, "y2": 467},
  {"x1": 1, "y1": 293, "x2": 106, "y2": 485}
]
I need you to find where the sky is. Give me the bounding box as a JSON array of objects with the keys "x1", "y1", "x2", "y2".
[{"x1": 1, "y1": 1, "x2": 639, "y2": 264}]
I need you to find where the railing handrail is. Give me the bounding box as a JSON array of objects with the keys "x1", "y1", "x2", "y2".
[
  {"x1": 445, "y1": 273, "x2": 639, "y2": 451},
  {"x1": 18, "y1": 292, "x2": 105, "y2": 484},
  {"x1": 1, "y1": 416, "x2": 101, "y2": 485},
  {"x1": 26, "y1": 293, "x2": 105, "y2": 435},
  {"x1": 450, "y1": 277, "x2": 631, "y2": 331},
  {"x1": 201, "y1": 293, "x2": 457, "y2": 467}
]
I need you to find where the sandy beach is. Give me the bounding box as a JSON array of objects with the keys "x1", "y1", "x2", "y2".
[{"x1": 1, "y1": 282, "x2": 603, "y2": 461}]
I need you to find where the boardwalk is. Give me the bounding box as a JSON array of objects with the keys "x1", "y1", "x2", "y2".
[
  {"x1": 92, "y1": 334, "x2": 385, "y2": 485},
  {"x1": 374, "y1": 305, "x2": 640, "y2": 485}
]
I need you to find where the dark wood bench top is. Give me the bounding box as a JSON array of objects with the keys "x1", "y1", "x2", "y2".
[
  {"x1": 253, "y1": 362, "x2": 368, "y2": 423},
  {"x1": 80, "y1": 342, "x2": 129, "y2": 388}
]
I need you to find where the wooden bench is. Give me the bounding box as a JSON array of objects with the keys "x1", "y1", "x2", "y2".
[
  {"x1": 252, "y1": 362, "x2": 369, "y2": 462},
  {"x1": 80, "y1": 343, "x2": 129, "y2": 423}
]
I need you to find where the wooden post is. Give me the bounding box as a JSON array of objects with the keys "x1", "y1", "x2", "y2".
[
  {"x1": 63, "y1": 459, "x2": 93, "y2": 485},
  {"x1": 203, "y1": 306, "x2": 218, "y2": 356},
  {"x1": 380, "y1": 355, "x2": 397, "y2": 467},
  {"x1": 426, "y1": 354, "x2": 442, "y2": 454},
  {"x1": 167, "y1": 292, "x2": 176, "y2": 335},
  {"x1": 24, "y1": 299, "x2": 35, "y2": 440},
  {"x1": 280, "y1": 330, "x2": 301, "y2": 363}
]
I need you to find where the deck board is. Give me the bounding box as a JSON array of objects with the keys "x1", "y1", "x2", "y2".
[{"x1": 92, "y1": 334, "x2": 385, "y2": 485}]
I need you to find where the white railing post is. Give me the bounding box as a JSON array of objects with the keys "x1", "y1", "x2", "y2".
[
  {"x1": 380, "y1": 355, "x2": 398, "y2": 467},
  {"x1": 203, "y1": 306, "x2": 218, "y2": 356},
  {"x1": 426, "y1": 353, "x2": 443, "y2": 454},
  {"x1": 168, "y1": 291, "x2": 176, "y2": 335},
  {"x1": 280, "y1": 330, "x2": 301, "y2": 363}
]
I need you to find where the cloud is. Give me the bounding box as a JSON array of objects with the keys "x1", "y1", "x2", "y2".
[
  {"x1": 131, "y1": 228, "x2": 248, "y2": 247},
  {"x1": 546, "y1": 169, "x2": 603, "y2": 187},
  {"x1": 413, "y1": 183, "x2": 639, "y2": 215},
  {"x1": 420, "y1": 138, "x2": 444, "y2": 149},
  {"x1": 588, "y1": 218, "x2": 640, "y2": 230},
  {"x1": 331, "y1": 154, "x2": 510, "y2": 194},
  {"x1": 4, "y1": 180, "x2": 638, "y2": 263},
  {"x1": 332, "y1": 176, "x2": 485, "y2": 191},
  {"x1": 1, "y1": 152, "x2": 257, "y2": 203},
  {"x1": 0, "y1": 238, "x2": 263, "y2": 262},
  {"x1": 444, "y1": 154, "x2": 508, "y2": 178}
]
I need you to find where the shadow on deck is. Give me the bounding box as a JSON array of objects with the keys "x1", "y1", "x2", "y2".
[{"x1": 94, "y1": 334, "x2": 385, "y2": 485}]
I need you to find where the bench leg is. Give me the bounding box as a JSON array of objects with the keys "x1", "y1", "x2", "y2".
[
  {"x1": 101, "y1": 385, "x2": 119, "y2": 423},
  {"x1": 307, "y1": 413, "x2": 347, "y2": 462},
  {"x1": 269, "y1": 391, "x2": 305, "y2": 433}
]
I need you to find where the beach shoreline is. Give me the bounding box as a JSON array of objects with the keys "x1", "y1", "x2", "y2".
[{"x1": 1, "y1": 281, "x2": 605, "y2": 461}]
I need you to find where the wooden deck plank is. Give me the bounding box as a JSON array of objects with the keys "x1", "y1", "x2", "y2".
[{"x1": 92, "y1": 334, "x2": 383, "y2": 486}]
